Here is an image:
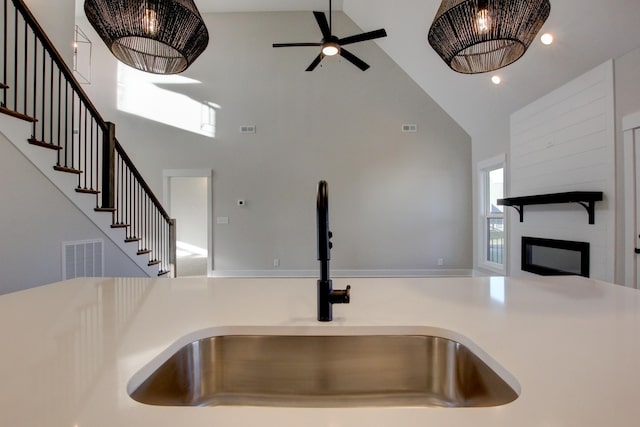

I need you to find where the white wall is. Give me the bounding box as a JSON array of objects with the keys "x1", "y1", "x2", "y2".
[
  {"x1": 0, "y1": 130, "x2": 148, "y2": 294},
  {"x1": 78, "y1": 11, "x2": 472, "y2": 275},
  {"x1": 23, "y1": 0, "x2": 75, "y2": 66},
  {"x1": 508, "y1": 61, "x2": 615, "y2": 282}
]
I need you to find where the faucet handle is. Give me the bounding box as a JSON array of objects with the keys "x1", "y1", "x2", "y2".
[
  {"x1": 330, "y1": 285, "x2": 350, "y2": 304},
  {"x1": 342, "y1": 285, "x2": 351, "y2": 303}
]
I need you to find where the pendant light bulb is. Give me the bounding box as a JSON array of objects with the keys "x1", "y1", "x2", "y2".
[
  {"x1": 143, "y1": 8, "x2": 158, "y2": 35},
  {"x1": 477, "y1": 8, "x2": 490, "y2": 33}
]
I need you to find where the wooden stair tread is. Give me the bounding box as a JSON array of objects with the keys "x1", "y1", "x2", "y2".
[
  {"x1": 95, "y1": 207, "x2": 116, "y2": 212},
  {"x1": 111, "y1": 223, "x2": 129, "y2": 229},
  {"x1": 28, "y1": 138, "x2": 62, "y2": 150},
  {"x1": 125, "y1": 237, "x2": 141, "y2": 243},
  {"x1": 75, "y1": 187, "x2": 100, "y2": 195},
  {"x1": 0, "y1": 106, "x2": 37, "y2": 122},
  {"x1": 148, "y1": 260, "x2": 161, "y2": 266},
  {"x1": 137, "y1": 249, "x2": 152, "y2": 255},
  {"x1": 158, "y1": 270, "x2": 170, "y2": 276},
  {"x1": 53, "y1": 165, "x2": 82, "y2": 174}
]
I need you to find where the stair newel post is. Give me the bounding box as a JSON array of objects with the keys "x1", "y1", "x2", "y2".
[
  {"x1": 169, "y1": 218, "x2": 177, "y2": 278},
  {"x1": 101, "y1": 121, "x2": 115, "y2": 209}
]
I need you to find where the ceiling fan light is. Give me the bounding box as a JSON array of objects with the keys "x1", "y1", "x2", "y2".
[{"x1": 322, "y1": 42, "x2": 340, "y2": 56}]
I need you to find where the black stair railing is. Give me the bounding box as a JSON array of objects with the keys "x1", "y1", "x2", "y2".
[{"x1": 1, "y1": 0, "x2": 176, "y2": 277}]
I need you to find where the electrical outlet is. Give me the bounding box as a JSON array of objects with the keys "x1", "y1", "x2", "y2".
[
  {"x1": 273, "y1": 258, "x2": 280, "y2": 268},
  {"x1": 437, "y1": 258, "x2": 444, "y2": 266}
]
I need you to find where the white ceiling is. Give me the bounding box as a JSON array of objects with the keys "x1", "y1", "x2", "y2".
[{"x1": 79, "y1": 0, "x2": 640, "y2": 141}]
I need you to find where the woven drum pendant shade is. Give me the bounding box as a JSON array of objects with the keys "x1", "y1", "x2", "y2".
[
  {"x1": 428, "y1": 0, "x2": 551, "y2": 74},
  {"x1": 84, "y1": 0, "x2": 209, "y2": 74}
]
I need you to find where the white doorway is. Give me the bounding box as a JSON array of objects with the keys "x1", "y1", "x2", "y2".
[
  {"x1": 623, "y1": 112, "x2": 640, "y2": 288},
  {"x1": 163, "y1": 170, "x2": 213, "y2": 277}
]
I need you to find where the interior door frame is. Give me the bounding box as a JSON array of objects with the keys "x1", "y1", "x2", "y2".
[
  {"x1": 623, "y1": 111, "x2": 640, "y2": 288},
  {"x1": 163, "y1": 169, "x2": 214, "y2": 276}
]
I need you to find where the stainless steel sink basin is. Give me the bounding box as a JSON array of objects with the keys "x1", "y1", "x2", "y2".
[{"x1": 130, "y1": 334, "x2": 518, "y2": 408}]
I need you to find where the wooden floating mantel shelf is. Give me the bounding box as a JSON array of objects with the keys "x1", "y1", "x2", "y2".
[{"x1": 497, "y1": 191, "x2": 604, "y2": 224}]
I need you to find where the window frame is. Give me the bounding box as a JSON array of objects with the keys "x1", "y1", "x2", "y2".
[{"x1": 477, "y1": 155, "x2": 506, "y2": 274}]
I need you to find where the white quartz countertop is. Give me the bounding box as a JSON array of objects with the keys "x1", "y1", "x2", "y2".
[{"x1": 1, "y1": 275, "x2": 639, "y2": 426}]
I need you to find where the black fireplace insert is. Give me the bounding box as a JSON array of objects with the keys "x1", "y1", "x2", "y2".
[{"x1": 522, "y1": 237, "x2": 590, "y2": 277}]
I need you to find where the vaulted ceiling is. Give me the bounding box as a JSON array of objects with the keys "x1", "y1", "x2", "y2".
[
  {"x1": 342, "y1": 0, "x2": 640, "y2": 141},
  {"x1": 80, "y1": 0, "x2": 640, "y2": 141}
]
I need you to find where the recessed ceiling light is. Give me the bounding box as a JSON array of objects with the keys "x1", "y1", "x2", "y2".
[
  {"x1": 540, "y1": 33, "x2": 554, "y2": 45},
  {"x1": 491, "y1": 75, "x2": 502, "y2": 85}
]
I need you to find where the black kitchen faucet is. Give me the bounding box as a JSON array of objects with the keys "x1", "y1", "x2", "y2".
[{"x1": 316, "y1": 180, "x2": 350, "y2": 321}]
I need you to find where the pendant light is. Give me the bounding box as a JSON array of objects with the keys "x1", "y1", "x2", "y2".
[
  {"x1": 84, "y1": 0, "x2": 209, "y2": 75},
  {"x1": 428, "y1": 0, "x2": 551, "y2": 74}
]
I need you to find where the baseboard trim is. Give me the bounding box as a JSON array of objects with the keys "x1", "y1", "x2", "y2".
[{"x1": 208, "y1": 269, "x2": 474, "y2": 278}]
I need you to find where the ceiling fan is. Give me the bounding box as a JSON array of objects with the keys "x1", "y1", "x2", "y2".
[{"x1": 272, "y1": 0, "x2": 387, "y2": 72}]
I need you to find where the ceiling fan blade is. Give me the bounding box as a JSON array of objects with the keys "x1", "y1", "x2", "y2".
[
  {"x1": 338, "y1": 29, "x2": 387, "y2": 46},
  {"x1": 339, "y1": 48, "x2": 370, "y2": 71},
  {"x1": 313, "y1": 11, "x2": 332, "y2": 40},
  {"x1": 306, "y1": 53, "x2": 325, "y2": 72},
  {"x1": 273, "y1": 42, "x2": 322, "y2": 48}
]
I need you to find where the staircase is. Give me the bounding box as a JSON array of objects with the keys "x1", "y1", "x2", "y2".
[{"x1": 1, "y1": 0, "x2": 176, "y2": 277}]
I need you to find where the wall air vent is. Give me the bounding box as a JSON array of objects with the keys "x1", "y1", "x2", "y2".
[
  {"x1": 62, "y1": 239, "x2": 104, "y2": 280},
  {"x1": 239, "y1": 125, "x2": 256, "y2": 134},
  {"x1": 402, "y1": 124, "x2": 418, "y2": 133}
]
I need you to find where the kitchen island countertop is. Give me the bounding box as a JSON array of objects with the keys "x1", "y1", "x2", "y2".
[{"x1": 1, "y1": 275, "x2": 639, "y2": 426}]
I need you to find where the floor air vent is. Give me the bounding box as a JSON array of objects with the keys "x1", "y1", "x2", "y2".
[{"x1": 63, "y1": 239, "x2": 104, "y2": 280}]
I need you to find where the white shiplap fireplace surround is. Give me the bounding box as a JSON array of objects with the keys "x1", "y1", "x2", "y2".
[{"x1": 508, "y1": 61, "x2": 615, "y2": 282}]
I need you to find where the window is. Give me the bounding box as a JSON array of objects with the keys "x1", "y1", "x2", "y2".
[{"x1": 478, "y1": 155, "x2": 506, "y2": 273}]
